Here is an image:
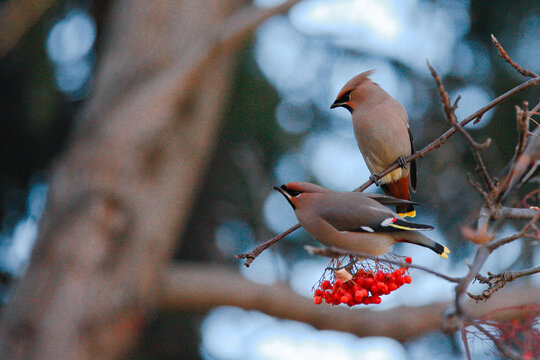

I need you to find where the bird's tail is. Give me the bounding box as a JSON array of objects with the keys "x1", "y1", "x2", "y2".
[
  {"x1": 381, "y1": 177, "x2": 415, "y2": 218},
  {"x1": 394, "y1": 231, "x2": 450, "y2": 258}
]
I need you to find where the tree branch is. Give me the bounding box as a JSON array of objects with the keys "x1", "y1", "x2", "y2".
[
  {"x1": 471, "y1": 322, "x2": 522, "y2": 360},
  {"x1": 161, "y1": 263, "x2": 540, "y2": 342},
  {"x1": 488, "y1": 212, "x2": 540, "y2": 250},
  {"x1": 491, "y1": 34, "x2": 539, "y2": 78},
  {"x1": 427, "y1": 60, "x2": 495, "y2": 192},
  {"x1": 495, "y1": 206, "x2": 540, "y2": 220},
  {"x1": 469, "y1": 266, "x2": 540, "y2": 302}
]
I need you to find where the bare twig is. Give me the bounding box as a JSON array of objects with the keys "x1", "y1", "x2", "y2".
[
  {"x1": 495, "y1": 206, "x2": 540, "y2": 220},
  {"x1": 461, "y1": 324, "x2": 473, "y2": 360},
  {"x1": 471, "y1": 322, "x2": 522, "y2": 360},
  {"x1": 236, "y1": 223, "x2": 301, "y2": 266},
  {"x1": 469, "y1": 266, "x2": 540, "y2": 301},
  {"x1": 428, "y1": 61, "x2": 495, "y2": 192},
  {"x1": 455, "y1": 247, "x2": 491, "y2": 314},
  {"x1": 304, "y1": 245, "x2": 461, "y2": 283},
  {"x1": 498, "y1": 102, "x2": 531, "y2": 201},
  {"x1": 237, "y1": 76, "x2": 540, "y2": 266},
  {"x1": 488, "y1": 212, "x2": 540, "y2": 250},
  {"x1": 491, "y1": 34, "x2": 539, "y2": 78}
]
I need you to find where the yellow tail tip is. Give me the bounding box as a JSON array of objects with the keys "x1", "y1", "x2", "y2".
[
  {"x1": 398, "y1": 210, "x2": 416, "y2": 218},
  {"x1": 439, "y1": 246, "x2": 450, "y2": 258}
]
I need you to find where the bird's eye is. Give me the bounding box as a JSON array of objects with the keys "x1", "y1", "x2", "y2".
[
  {"x1": 339, "y1": 90, "x2": 352, "y2": 103},
  {"x1": 281, "y1": 185, "x2": 302, "y2": 197},
  {"x1": 287, "y1": 190, "x2": 302, "y2": 197}
]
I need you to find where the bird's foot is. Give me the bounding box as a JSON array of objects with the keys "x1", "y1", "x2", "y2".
[
  {"x1": 396, "y1": 156, "x2": 408, "y2": 169},
  {"x1": 369, "y1": 174, "x2": 382, "y2": 186}
]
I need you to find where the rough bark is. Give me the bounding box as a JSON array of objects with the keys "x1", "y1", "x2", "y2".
[{"x1": 0, "y1": 0, "x2": 241, "y2": 358}]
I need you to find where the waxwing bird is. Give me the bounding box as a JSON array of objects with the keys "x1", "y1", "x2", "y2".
[
  {"x1": 274, "y1": 182, "x2": 450, "y2": 258},
  {"x1": 331, "y1": 70, "x2": 417, "y2": 217}
]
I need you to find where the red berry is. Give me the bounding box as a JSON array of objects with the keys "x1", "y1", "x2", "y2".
[
  {"x1": 321, "y1": 280, "x2": 331, "y2": 289},
  {"x1": 334, "y1": 279, "x2": 344, "y2": 288},
  {"x1": 362, "y1": 298, "x2": 371, "y2": 305},
  {"x1": 315, "y1": 289, "x2": 322, "y2": 296},
  {"x1": 376, "y1": 271, "x2": 385, "y2": 281},
  {"x1": 403, "y1": 275, "x2": 412, "y2": 284},
  {"x1": 371, "y1": 284, "x2": 379, "y2": 293},
  {"x1": 354, "y1": 290, "x2": 363, "y2": 302},
  {"x1": 314, "y1": 296, "x2": 322, "y2": 304},
  {"x1": 340, "y1": 296, "x2": 349, "y2": 304},
  {"x1": 388, "y1": 282, "x2": 398, "y2": 291},
  {"x1": 380, "y1": 284, "x2": 389, "y2": 294},
  {"x1": 372, "y1": 296, "x2": 382, "y2": 304},
  {"x1": 365, "y1": 278, "x2": 374, "y2": 287},
  {"x1": 397, "y1": 277, "x2": 405, "y2": 285},
  {"x1": 405, "y1": 257, "x2": 412, "y2": 263},
  {"x1": 355, "y1": 277, "x2": 365, "y2": 287}
]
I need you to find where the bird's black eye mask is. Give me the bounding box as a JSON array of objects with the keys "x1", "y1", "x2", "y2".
[
  {"x1": 281, "y1": 185, "x2": 302, "y2": 197},
  {"x1": 330, "y1": 90, "x2": 353, "y2": 113},
  {"x1": 337, "y1": 90, "x2": 352, "y2": 103},
  {"x1": 273, "y1": 185, "x2": 302, "y2": 210}
]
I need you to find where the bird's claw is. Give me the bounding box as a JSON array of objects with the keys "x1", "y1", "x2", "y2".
[
  {"x1": 369, "y1": 174, "x2": 382, "y2": 186},
  {"x1": 396, "y1": 156, "x2": 408, "y2": 169}
]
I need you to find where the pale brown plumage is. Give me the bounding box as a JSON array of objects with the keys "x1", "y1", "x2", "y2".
[
  {"x1": 331, "y1": 70, "x2": 417, "y2": 217},
  {"x1": 274, "y1": 182, "x2": 449, "y2": 258}
]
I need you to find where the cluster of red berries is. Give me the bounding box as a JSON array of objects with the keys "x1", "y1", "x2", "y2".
[{"x1": 313, "y1": 257, "x2": 412, "y2": 307}]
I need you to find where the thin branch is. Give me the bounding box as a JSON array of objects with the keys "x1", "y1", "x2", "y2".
[
  {"x1": 491, "y1": 34, "x2": 539, "y2": 78},
  {"x1": 461, "y1": 325, "x2": 472, "y2": 360},
  {"x1": 467, "y1": 173, "x2": 491, "y2": 206},
  {"x1": 498, "y1": 102, "x2": 531, "y2": 202},
  {"x1": 469, "y1": 266, "x2": 540, "y2": 301},
  {"x1": 236, "y1": 223, "x2": 301, "y2": 267},
  {"x1": 471, "y1": 322, "x2": 522, "y2": 360},
  {"x1": 428, "y1": 61, "x2": 495, "y2": 192},
  {"x1": 495, "y1": 206, "x2": 540, "y2": 220},
  {"x1": 304, "y1": 245, "x2": 461, "y2": 283},
  {"x1": 488, "y1": 212, "x2": 540, "y2": 250},
  {"x1": 237, "y1": 76, "x2": 540, "y2": 266},
  {"x1": 455, "y1": 247, "x2": 491, "y2": 314}
]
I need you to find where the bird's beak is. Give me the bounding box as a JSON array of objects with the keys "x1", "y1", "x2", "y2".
[
  {"x1": 273, "y1": 185, "x2": 290, "y2": 199},
  {"x1": 330, "y1": 100, "x2": 342, "y2": 109},
  {"x1": 273, "y1": 185, "x2": 296, "y2": 209},
  {"x1": 330, "y1": 100, "x2": 352, "y2": 113}
]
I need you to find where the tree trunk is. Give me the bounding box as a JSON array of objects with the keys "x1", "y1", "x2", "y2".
[{"x1": 0, "y1": 0, "x2": 241, "y2": 358}]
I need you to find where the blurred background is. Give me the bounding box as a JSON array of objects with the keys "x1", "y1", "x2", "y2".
[{"x1": 0, "y1": 0, "x2": 539, "y2": 359}]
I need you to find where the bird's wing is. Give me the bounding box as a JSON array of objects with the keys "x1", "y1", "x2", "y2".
[
  {"x1": 318, "y1": 194, "x2": 432, "y2": 233},
  {"x1": 365, "y1": 193, "x2": 420, "y2": 206},
  {"x1": 408, "y1": 127, "x2": 417, "y2": 193}
]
